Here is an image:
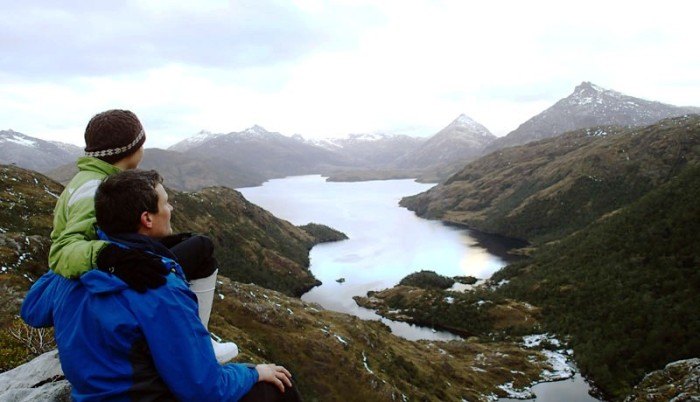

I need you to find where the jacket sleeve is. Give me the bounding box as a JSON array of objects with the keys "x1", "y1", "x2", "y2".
[
  {"x1": 135, "y1": 276, "x2": 259, "y2": 401},
  {"x1": 20, "y1": 272, "x2": 61, "y2": 328},
  {"x1": 49, "y1": 184, "x2": 108, "y2": 278}
]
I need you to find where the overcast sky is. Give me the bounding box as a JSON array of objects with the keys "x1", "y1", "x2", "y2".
[{"x1": 2, "y1": 0, "x2": 698, "y2": 149}]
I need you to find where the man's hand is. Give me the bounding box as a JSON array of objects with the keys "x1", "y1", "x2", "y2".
[
  {"x1": 96, "y1": 244, "x2": 169, "y2": 292},
  {"x1": 255, "y1": 364, "x2": 293, "y2": 393}
]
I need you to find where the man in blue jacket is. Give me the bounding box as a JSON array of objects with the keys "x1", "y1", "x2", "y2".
[{"x1": 21, "y1": 169, "x2": 300, "y2": 401}]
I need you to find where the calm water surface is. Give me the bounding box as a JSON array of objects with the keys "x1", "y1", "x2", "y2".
[
  {"x1": 239, "y1": 175, "x2": 516, "y2": 340},
  {"x1": 239, "y1": 175, "x2": 601, "y2": 402},
  {"x1": 500, "y1": 374, "x2": 599, "y2": 402}
]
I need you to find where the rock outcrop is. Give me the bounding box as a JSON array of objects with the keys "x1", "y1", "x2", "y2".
[
  {"x1": 0, "y1": 350, "x2": 69, "y2": 402},
  {"x1": 623, "y1": 358, "x2": 700, "y2": 402}
]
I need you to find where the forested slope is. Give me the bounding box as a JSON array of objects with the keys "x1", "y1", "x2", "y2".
[{"x1": 491, "y1": 161, "x2": 700, "y2": 399}]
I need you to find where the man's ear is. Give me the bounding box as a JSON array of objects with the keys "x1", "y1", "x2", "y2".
[{"x1": 140, "y1": 211, "x2": 153, "y2": 229}]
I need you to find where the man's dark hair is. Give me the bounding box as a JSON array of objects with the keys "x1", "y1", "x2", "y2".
[{"x1": 95, "y1": 169, "x2": 164, "y2": 234}]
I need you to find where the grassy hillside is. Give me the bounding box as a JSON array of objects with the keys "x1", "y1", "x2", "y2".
[
  {"x1": 168, "y1": 186, "x2": 324, "y2": 296},
  {"x1": 0, "y1": 165, "x2": 326, "y2": 367},
  {"x1": 490, "y1": 161, "x2": 700, "y2": 400},
  {"x1": 0, "y1": 164, "x2": 567, "y2": 401},
  {"x1": 401, "y1": 114, "x2": 700, "y2": 243},
  {"x1": 209, "y1": 279, "x2": 555, "y2": 402},
  {"x1": 354, "y1": 160, "x2": 700, "y2": 400},
  {"x1": 380, "y1": 116, "x2": 700, "y2": 400}
]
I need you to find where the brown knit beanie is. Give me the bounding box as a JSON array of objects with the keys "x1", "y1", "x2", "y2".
[{"x1": 84, "y1": 109, "x2": 146, "y2": 164}]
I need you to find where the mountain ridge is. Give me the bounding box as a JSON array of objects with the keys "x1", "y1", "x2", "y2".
[
  {"x1": 393, "y1": 114, "x2": 496, "y2": 176},
  {"x1": 483, "y1": 81, "x2": 699, "y2": 154},
  {"x1": 0, "y1": 130, "x2": 82, "y2": 173},
  {"x1": 5, "y1": 81, "x2": 699, "y2": 190},
  {"x1": 401, "y1": 114, "x2": 700, "y2": 243}
]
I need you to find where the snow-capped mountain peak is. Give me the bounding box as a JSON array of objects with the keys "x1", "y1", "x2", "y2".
[
  {"x1": 304, "y1": 132, "x2": 402, "y2": 150},
  {"x1": 570, "y1": 81, "x2": 626, "y2": 107},
  {"x1": 242, "y1": 125, "x2": 268, "y2": 136},
  {"x1": 484, "y1": 81, "x2": 699, "y2": 154},
  {"x1": 168, "y1": 130, "x2": 222, "y2": 152},
  {"x1": 0, "y1": 129, "x2": 82, "y2": 172},
  {"x1": 451, "y1": 113, "x2": 492, "y2": 137}
]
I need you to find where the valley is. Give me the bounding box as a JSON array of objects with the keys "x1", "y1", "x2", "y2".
[{"x1": 1, "y1": 82, "x2": 699, "y2": 401}]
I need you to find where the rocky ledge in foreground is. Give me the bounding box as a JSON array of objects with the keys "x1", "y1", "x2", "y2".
[{"x1": 3, "y1": 278, "x2": 561, "y2": 401}]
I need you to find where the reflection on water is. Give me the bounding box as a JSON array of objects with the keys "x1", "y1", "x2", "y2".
[
  {"x1": 239, "y1": 175, "x2": 600, "y2": 400},
  {"x1": 239, "y1": 175, "x2": 519, "y2": 339}
]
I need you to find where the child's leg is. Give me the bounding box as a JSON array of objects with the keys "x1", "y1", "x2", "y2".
[
  {"x1": 169, "y1": 235, "x2": 239, "y2": 363},
  {"x1": 168, "y1": 234, "x2": 217, "y2": 281}
]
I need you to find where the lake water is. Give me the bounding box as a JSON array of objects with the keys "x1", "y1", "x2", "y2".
[
  {"x1": 500, "y1": 373, "x2": 598, "y2": 402},
  {"x1": 239, "y1": 175, "x2": 601, "y2": 401},
  {"x1": 239, "y1": 175, "x2": 514, "y2": 340}
]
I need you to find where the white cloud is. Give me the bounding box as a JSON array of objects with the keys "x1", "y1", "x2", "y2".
[{"x1": 1, "y1": 0, "x2": 698, "y2": 149}]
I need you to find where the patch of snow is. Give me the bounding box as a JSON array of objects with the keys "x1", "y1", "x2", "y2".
[
  {"x1": 497, "y1": 381, "x2": 536, "y2": 399},
  {"x1": 243, "y1": 125, "x2": 268, "y2": 136},
  {"x1": 169, "y1": 130, "x2": 223, "y2": 151},
  {"x1": 490, "y1": 279, "x2": 509, "y2": 289},
  {"x1": 362, "y1": 351, "x2": 373, "y2": 374},
  {"x1": 521, "y1": 334, "x2": 575, "y2": 382},
  {"x1": 345, "y1": 132, "x2": 391, "y2": 142},
  {"x1": 306, "y1": 132, "x2": 400, "y2": 150},
  {"x1": 4, "y1": 134, "x2": 37, "y2": 147},
  {"x1": 586, "y1": 128, "x2": 608, "y2": 137},
  {"x1": 334, "y1": 334, "x2": 348, "y2": 346},
  {"x1": 187, "y1": 130, "x2": 221, "y2": 144},
  {"x1": 578, "y1": 97, "x2": 594, "y2": 105},
  {"x1": 540, "y1": 350, "x2": 575, "y2": 381},
  {"x1": 452, "y1": 114, "x2": 492, "y2": 137},
  {"x1": 522, "y1": 334, "x2": 561, "y2": 348}
]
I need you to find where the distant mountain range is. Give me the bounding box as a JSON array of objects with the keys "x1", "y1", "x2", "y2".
[
  {"x1": 401, "y1": 114, "x2": 700, "y2": 242},
  {"x1": 3, "y1": 82, "x2": 698, "y2": 190},
  {"x1": 309, "y1": 132, "x2": 426, "y2": 167},
  {"x1": 395, "y1": 114, "x2": 495, "y2": 169},
  {"x1": 0, "y1": 130, "x2": 82, "y2": 172},
  {"x1": 483, "y1": 81, "x2": 700, "y2": 154},
  {"x1": 2, "y1": 103, "x2": 699, "y2": 400}
]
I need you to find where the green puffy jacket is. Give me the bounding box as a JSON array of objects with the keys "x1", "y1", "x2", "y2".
[{"x1": 49, "y1": 157, "x2": 121, "y2": 278}]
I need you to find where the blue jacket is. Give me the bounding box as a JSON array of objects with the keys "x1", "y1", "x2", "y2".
[{"x1": 21, "y1": 232, "x2": 258, "y2": 401}]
